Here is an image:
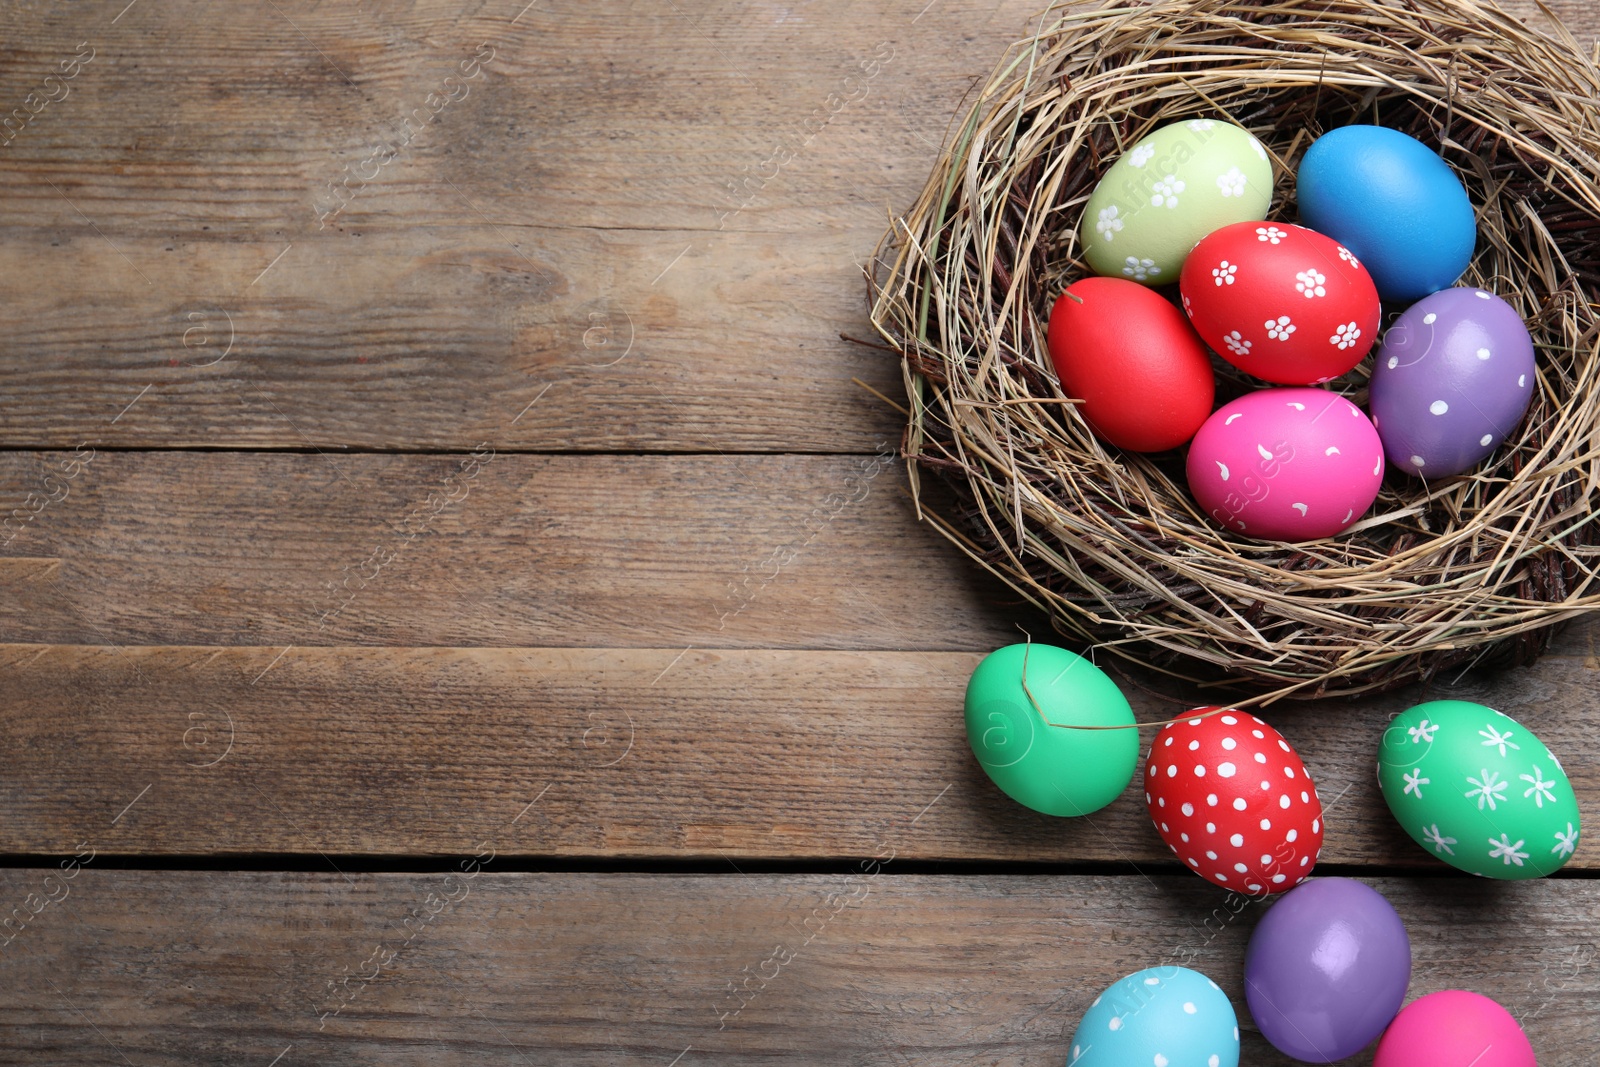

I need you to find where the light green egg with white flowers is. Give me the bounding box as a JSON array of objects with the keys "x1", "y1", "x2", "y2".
[
  {"x1": 1378, "y1": 700, "x2": 1581, "y2": 880},
  {"x1": 1080, "y1": 118, "x2": 1273, "y2": 285}
]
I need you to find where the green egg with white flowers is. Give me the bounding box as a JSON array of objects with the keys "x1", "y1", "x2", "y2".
[
  {"x1": 964, "y1": 643, "x2": 1137, "y2": 817},
  {"x1": 1080, "y1": 118, "x2": 1274, "y2": 285},
  {"x1": 1378, "y1": 700, "x2": 1580, "y2": 879}
]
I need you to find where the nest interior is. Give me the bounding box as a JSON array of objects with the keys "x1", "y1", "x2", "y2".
[{"x1": 870, "y1": 0, "x2": 1600, "y2": 704}]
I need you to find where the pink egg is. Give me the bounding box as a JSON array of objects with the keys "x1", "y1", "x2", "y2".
[
  {"x1": 1374, "y1": 990, "x2": 1535, "y2": 1067},
  {"x1": 1186, "y1": 387, "x2": 1385, "y2": 540}
]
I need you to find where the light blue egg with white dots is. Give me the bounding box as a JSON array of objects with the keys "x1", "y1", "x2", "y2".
[{"x1": 1067, "y1": 966, "x2": 1240, "y2": 1067}]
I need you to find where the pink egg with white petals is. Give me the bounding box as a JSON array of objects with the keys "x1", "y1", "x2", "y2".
[{"x1": 1186, "y1": 387, "x2": 1385, "y2": 541}]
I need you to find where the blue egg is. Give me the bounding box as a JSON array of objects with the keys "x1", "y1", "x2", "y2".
[
  {"x1": 1296, "y1": 126, "x2": 1475, "y2": 303},
  {"x1": 1067, "y1": 966, "x2": 1240, "y2": 1067}
]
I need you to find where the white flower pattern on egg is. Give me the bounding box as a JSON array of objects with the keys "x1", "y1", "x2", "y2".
[
  {"x1": 1129, "y1": 143, "x2": 1156, "y2": 168},
  {"x1": 1216, "y1": 166, "x2": 1247, "y2": 197},
  {"x1": 1479, "y1": 725, "x2": 1520, "y2": 757},
  {"x1": 1123, "y1": 256, "x2": 1159, "y2": 281},
  {"x1": 1151, "y1": 174, "x2": 1185, "y2": 208},
  {"x1": 1337, "y1": 245, "x2": 1360, "y2": 267},
  {"x1": 1465, "y1": 769, "x2": 1508, "y2": 811},
  {"x1": 1256, "y1": 226, "x2": 1286, "y2": 244},
  {"x1": 1422, "y1": 823, "x2": 1456, "y2": 855},
  {"x1": 1187, "y1": 119, "x2": 1216, "y2": 131},
  {"x1": 1408, "y1": 719, "x2": 1438, "y2": 743},
  {"x1": 1265, "y1": 315, "x2": 1295, "y2": 340},
  {"x1": 1095, "y1": 205, "x2": 1124, "y2": 240},
  {"x1": 1521, "y1": 766, "x2": 1557, "y2": 807},
  {"x1": 1223, "y1": 331, "x2": 1251, "y2": 357},
  {"x1": 1295, "y1": 269, "x2": 1327, "y2": 298},
  {"x1": 1212, "y1": 261, "x2": 1237, "y2": 286},
  {"x1": 1330, "y1": 322, "x2": 1361, "y2": 350},
  {"x1": 1488, "y1": 833, "x2": 1529, "y2": 867}
]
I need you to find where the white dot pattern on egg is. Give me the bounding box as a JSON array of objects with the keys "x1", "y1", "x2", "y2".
[
  {"x1": 1067, "y1": 965, "x2": 1241, "y2": 1067},
  {"x1": 1369, "y1": 287, "x2": 1536, "y2": 478},
  {"x1": 1144, "y1": 710, "x2": 1326, "y2": 897}
]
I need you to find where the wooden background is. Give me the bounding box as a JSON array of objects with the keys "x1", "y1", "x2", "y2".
[{"x1": 1, "y1": 0, "x2": 1596, "y2": 1063}]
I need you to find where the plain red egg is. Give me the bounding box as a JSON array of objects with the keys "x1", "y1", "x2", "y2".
[
  {"x1": 1046, "y1": 276, "x2": 1215, "y2": 452},
  {"x1": 1179, "y1": 221, "x2": 1380, "y2": 384}
]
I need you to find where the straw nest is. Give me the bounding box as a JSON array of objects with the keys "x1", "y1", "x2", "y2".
[{"x1": 869, "y1": 0, "x2": 1600, "y2": 704}]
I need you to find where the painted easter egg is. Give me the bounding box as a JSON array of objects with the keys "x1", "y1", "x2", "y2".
[
  {"x1": 1185, "y1": 387, "x2": 1385, "y2": 540},
  {"x1": 1369, "y1": 287, "x2": 1536, "y2": 477},
  {"x1": 1081, "y1": 118, "x2": 1273, "y2": 285},
  {"x1": 1297, "y1": 125, "x2": 1476, "y2": 303},
  {"x1": 1244, "y1": 878, "x2": 1412, "y2": 1063},
  {"x1": 964, "y1": 643, "x2": 1138, "y2": 817},
  {"x1": 1144, "y1": 708, "x2": 1324, "y2": 895},
  {"x1": 1373, "y1": 991, "x2": 1536, "y2": 1067},
  {"x1": 1067, "y1": 966, "x2": 1240, "y2": 1067},
  {"x1": 1179, "y1": 221, "x2": 1380, "y2": 384},
  {"x1": 1378, "y1": 700, "x2": 1579, "y2": 879},
  {"x1": 1048, "y1": 277, "x2": 1215, "y2": 451}
]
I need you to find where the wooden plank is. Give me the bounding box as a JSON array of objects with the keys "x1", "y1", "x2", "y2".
[
  {"x1": 0, "y1": 870, "x2": 1591, "y2": 1065},
  {"x1": 0, "y1": 0, "x2": 1041, "y2": 452},
  {"x1": 0, "y1": 450, "x2": 1031, "y2": 650},
  {"x1": 2, "y1": 446, "x2": 1591, "y2": 652},
  {"x1": 0, "y1": 0, "x2": 1591, "y2": 452},
  {"x1": 0, "y1": 226, "x2": 911, "y2": 452},
  {"x1": 2, "y1": 642, "x2": 1592, "y2": 865}
]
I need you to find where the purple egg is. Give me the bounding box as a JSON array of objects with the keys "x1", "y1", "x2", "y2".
[
  {"x1": 1369, "y1": 287, "x2": 1535, "y2": 477},
  {"x1": 1244, "y1": 877, "x2": 1411, "y2": 1063}
]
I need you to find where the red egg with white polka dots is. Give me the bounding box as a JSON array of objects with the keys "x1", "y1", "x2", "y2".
[
  {"x1": 1143, "y1": 707, "x2": 1324, "y2": 895},
  {"x1": 1180, "y1": 221, "x2": 1380, "y2": 384}
]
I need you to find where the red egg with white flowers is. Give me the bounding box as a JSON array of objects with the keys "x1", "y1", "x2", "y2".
[
  {"x1": 1144, "y1": 707, "x2": 1324, "y2": 895},
  {"x1": 1180, "y1": 222, "x2": 1380, "y2": 384}
]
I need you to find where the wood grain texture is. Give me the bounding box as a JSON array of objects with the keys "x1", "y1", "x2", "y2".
[
  {"x1": 0, "y1": 0, "x2": 1592, "y2": 452},
  {"x1": 3, "y1": 1, "x2": 1600, "y2": 1062},
  {"x1": 4, "y1": 448, "x2": 1587, "y2": 654},
  {"x1": 0, "y1": 450, "x2": 1031, "y2": 650},
  {"x1": 0, "y1": 0, "x2": 1038, "y2": 452},
  {"x1": 2, "y1": 641, "x2": 1593, "y2": 864},
  {"x1": 0, "y1": 870, "x2": 1593, "y2": 1066}
]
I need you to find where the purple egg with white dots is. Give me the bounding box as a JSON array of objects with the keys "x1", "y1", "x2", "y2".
[{"x1": 1369, "y1": 287, "x2": 1535, "y2": 478}]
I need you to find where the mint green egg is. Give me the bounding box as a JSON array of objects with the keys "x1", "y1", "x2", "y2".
[
  {"x1": 1080, "y1": 119, "x2": 1274, "y2": 285},
  {"x1": 1378, "y1": 700, "x2": 1580, "y2": 879},
  {"x1": 964, "y1": 643, "x2": 1137, "y2": 816}
]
